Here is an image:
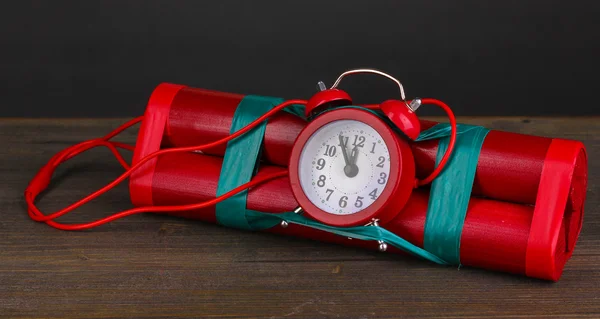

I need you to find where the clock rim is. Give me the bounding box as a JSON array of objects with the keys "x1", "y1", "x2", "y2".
[{"x1": 289, "y1": 108, "x2": 413, "y2": 227}]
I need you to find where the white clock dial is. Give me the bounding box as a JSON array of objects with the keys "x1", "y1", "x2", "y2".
[{"x1": 298, "y1": 119, "x2": 391, "y2": 215}]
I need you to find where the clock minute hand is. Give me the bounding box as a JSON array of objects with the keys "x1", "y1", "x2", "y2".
[
  {"x1": 339, "y1": 134, "x2": 352, "y2": 167},
  {"x1": 339, "y1": 134, "x2": 356, "y2": 178}
]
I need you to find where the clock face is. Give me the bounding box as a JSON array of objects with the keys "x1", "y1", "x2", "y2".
[{"x1": 298, "y1": 119, "x2": 391, "y2": 216}]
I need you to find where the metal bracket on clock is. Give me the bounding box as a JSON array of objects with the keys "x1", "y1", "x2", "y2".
[{"x1": 330, "y1": 68, "x2": 417, "y2": 112}]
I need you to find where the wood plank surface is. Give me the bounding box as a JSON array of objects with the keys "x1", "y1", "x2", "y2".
[{"x1": 0, "y1": 117, "x2": 598, "y2": 319}]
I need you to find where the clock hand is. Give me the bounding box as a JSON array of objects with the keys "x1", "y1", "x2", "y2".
[
  {"x1": 338, "y1": 134, "x2": 352, "y2": 169},
  {"x1": 339, "y1": 134, "x2": 357, "y2": 178},
  {"x1": 350, "y1": 145, "x2": 359, "y2": 165},
  {"x1": 344, "y1": 145, "x2": 359, "y2": 178}
]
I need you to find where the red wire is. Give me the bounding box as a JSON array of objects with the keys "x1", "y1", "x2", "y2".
[
  {"x1": 43, "y1": 170, "x2": 288, "y2": 231},
  {"x1": 25, "y1": 97, "x2": 453, "y2": 230},
  {"x1": 415, "y1": 98, "x2": 457, "y2": 186},
  {"x1": 25, "y1": 100, "x2": 306, "y2": 230},
  {"x1": 362, "y1": 99, "x2": 457, "y2": 186}
]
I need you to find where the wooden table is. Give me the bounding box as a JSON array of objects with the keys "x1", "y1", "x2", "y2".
[{"x1": 1, "y1": 117, "x2": 598, "y2": 319}]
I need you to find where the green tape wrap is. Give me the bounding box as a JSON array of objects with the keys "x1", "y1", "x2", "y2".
[
  {"x1": 418, "y1": 124, "x2": 490, "y2": 265},
  {"x1": 283, "y1": 104, "x2": 307, "y2": 118},
  {"x1": 215, "y1": 95, "x2": 284, "y2": 230}
]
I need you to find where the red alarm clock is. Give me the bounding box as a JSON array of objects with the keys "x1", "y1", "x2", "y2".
[{"x1": 289, "y1": 69, "x2": 457, "y2": 227}]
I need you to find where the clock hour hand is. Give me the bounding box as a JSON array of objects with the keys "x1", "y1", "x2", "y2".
[{"x1": 350, "y1": 145, "x2": 359, "y2": 165}]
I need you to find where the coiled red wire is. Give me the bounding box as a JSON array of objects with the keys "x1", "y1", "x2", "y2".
[{"x1": 25, "y1": 99, "x2": 456, "y2": 230}]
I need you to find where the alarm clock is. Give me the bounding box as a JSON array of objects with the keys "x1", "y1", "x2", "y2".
[{"x1": 288, "y1": 69, "x2": 456, "y2": 227}]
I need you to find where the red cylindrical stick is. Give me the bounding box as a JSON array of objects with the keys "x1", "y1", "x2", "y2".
[
  {"x1": 156, "y1": 85, "x2": 551, "y2": 205},
  {"x1": 163, "y1": 87, "x2": 306, "y2": 167},
  {"x1": 143, "y1": 152, "x2": 584, "y2": 281}
]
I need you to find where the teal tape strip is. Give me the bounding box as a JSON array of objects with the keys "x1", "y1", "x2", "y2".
[
  {"x1": 215, "y1": 95, "x2": 284, "y2": 230},
  {"x1": 415, "y1": 123, "x2": 483, "y2": 142},
  {"x1": 244, "y1": 210, "x2": 448, "y2": 265},
  {"x1": 283, "y1": 104, "x2": 307, "y2": 119},
  {"x1": 421, "y1": 124, "x2": 490, "y2": 265}
]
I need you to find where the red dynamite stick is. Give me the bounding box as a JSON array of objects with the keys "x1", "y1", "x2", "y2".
[
  {"x1": 162, "y1": 86, "x2": 305, "y2": 167},
  {"x1": 155, "y1": 84, "x2": 574, "y2": 205},
  {"x1": 144, "y1": 152, "x2": 585, "y2": 281}
]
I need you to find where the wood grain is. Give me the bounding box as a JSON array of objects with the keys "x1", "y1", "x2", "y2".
[{"x1": 0, "y1": 117, "x2": 598, "y2": 319}]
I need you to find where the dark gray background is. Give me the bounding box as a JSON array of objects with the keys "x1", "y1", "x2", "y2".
[{"x1": 1, "y1": 0, "x2": 598, "y2": 117}]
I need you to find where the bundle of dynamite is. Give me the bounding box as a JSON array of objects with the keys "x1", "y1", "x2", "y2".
[{"x1": 126, "y1": 83, "x2": 587, "y2": 281}]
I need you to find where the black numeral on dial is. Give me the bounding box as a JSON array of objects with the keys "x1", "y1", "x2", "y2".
[
  {"x1": 352, "y1": 135, "x2": 365, "y2": 147},
  {"x1": 323, "y1": 145, "x2": 336, "y2": 157},
  {"x1": 341, "y1": 135, "x2": 349, "y2": 147},
  {"x1": 369, "y1": 188, "x2": 378, "y2": 200},
  {"x1": 317, "y1": 175, "x2": 326, "y2": 187},
  {"x1": 377, "y1": 172, "x2": 387, "y2": 185},
  {"x1": 325, "y1": 189, "x2": 334, "y2": 200},
  {"x1": 316, "y1": 158, "x2": 326, "y2": 170},
  {"x1": 339, "y1": 196, "x2": 348, "y2": 208},
  {"x1": 376, "y1": 156, "x2": 385, "y2": 168},
  {"x1": 354, "y1": 196, "x2": 364, "y2": 208}
]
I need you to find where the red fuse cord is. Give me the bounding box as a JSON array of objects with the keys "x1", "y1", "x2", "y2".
[
  {"x1": 25, "y1": 100, "x2": 306, "y2": 230},
  {"x1": 363, "y1": 99, "x2": 457, "y2": 186},
  {"x1": 25, "y1": 99, "x2": 457, "y2": 230},
  {"x1": 415, "y1": 98, "x2": 457, "y2": 187}
]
